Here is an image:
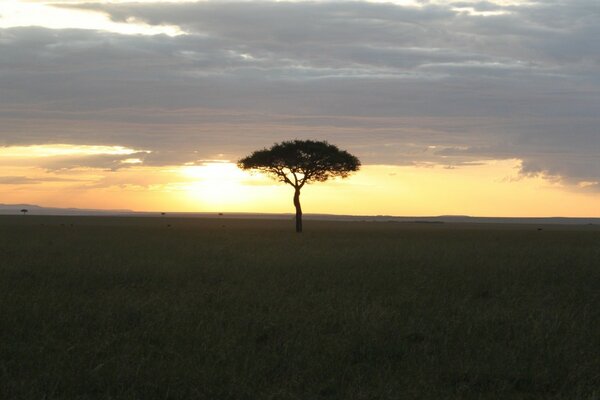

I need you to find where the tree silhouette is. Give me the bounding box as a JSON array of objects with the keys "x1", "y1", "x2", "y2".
[
  {"x1": 238, "y1": 140, "x2": 360, "y2": 233},
  {"x1": 20, "y1": 209, "x2": 28, "y2": 215}
]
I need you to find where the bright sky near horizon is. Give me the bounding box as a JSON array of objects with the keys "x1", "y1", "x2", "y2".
[{"x1": 0, "y1": 0, "x2": 599, "y2": 216}]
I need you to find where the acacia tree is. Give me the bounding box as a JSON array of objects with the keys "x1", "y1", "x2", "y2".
[{"x1": 238, "y1": 140, "x2": 360, "y2": 233}]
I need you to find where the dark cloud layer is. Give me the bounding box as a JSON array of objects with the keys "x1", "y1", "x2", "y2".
[{"x1": 0, "y1": 0, "x2": 599, "y2": 186}]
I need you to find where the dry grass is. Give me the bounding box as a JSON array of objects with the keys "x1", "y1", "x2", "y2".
[{"x1": 1, "y1": 216, "x2": 599, "y2": 399}]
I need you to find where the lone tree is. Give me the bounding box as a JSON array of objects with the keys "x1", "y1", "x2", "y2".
[
  {"x1": 238, "y1": 140, "x2": 360, "y2": 233},
  {"x1": 20, "y1": 209, "x2": 28, "y2": 215}
]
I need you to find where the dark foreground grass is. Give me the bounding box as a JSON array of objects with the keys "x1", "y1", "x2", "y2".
[{"x1": 0, "y1": 216, "x2": 599, "y2": 399}]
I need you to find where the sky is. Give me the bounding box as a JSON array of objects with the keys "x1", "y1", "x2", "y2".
[{"x1": 0, "y1": 0, "x2": 599, "y2": 216}]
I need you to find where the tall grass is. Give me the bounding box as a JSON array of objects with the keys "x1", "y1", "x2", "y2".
[{"x1": 1, "y1": 216, "x2": 599, "y2": 399}]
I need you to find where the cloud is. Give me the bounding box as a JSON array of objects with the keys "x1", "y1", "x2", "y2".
[
  {"x1": 0, "y1": 0, "x2": 598, "y2": 188},
  {"x1": 35, "y1": 152, "x2": 152, "y2": 171},
  {"x1": 0, "y1": 176, "x2": 83, "y2": 185}
]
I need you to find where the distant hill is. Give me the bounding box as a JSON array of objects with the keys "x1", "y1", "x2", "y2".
[
  {"x1": 0, "y1": 204, "x2": 598, "y2": 225},
  {"x1": 0, "y1": 204, "x2": 133, "y2": 216}
]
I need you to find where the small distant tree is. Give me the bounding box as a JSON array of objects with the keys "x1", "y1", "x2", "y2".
[
  {"x1": 20, "y1": 209, "x2": 28, "y2": 215},
  {"x1": 238, "y1": 140, "x2": 360, "y2": 233}
]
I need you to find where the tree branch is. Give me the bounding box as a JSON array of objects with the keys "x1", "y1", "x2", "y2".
[{"x1": 273, "y1": 167, "x2": 295, "y2": 187}]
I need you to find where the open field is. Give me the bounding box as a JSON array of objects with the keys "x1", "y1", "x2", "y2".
[{"x1": 1, "y1": 215, "x2": 599, "y2": 399}]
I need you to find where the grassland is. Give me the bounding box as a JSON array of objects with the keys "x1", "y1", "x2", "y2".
[{"x1": 1, "y1": 215, "x2": 599, "y2": 399}]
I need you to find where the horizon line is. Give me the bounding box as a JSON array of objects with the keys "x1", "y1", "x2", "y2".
[{"x1": 1, "y1": 203, "x2": 600, "y2": 222}]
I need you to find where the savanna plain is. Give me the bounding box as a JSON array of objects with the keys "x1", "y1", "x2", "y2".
[{"x1": 1, "y1": 215, "x2": 599, "y2": 400}]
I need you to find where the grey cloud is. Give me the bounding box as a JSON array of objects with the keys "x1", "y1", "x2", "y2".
[
  {"x1": 36, "y1": 152, "x2": 152, "y2": 171},
  {"x1": 69, "y1": 0, "x2": 600, "y2": 68},
  {"x1": 0, "y1": 0, "x2": 599, "y2": 188},
  {"x1": 450, "y1": 2, "x2": 507, "y2": 12},
  {"x1": 0, "y1": 176, "x2": 84, "y2": 185}
]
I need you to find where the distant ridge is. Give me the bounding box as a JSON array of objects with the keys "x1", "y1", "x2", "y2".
[
  {"x1": 0, "y1": 204, "x2": 133, "y2": 216},
  {"x1": 0, "y1": 204, "x2": 598, "y2": 225}
]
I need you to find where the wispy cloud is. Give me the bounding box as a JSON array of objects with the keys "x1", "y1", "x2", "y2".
[{"x1": 0, "y1": 175, "x2": 84, "y2": 185}]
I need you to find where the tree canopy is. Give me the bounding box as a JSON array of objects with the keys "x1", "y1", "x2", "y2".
[{"x1": 237, "y1": 140, "x2": 360, "y2": 189}]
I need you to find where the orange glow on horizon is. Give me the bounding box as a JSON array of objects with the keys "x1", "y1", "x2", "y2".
[{"x1": 0, "y1": 153, "x2": 599, "y2": 217}]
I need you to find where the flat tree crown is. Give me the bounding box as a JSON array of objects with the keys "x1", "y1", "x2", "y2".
[{"x1": 238, "y1": 140, "x2": 360, "y2": 187}]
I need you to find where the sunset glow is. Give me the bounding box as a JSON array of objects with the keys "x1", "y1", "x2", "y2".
[
  {"x1": 180, "y1": 162, "x2": 259, "y2": 208},
  {"x1": 1, "y1": 154, "x2": 599, "y2": 217}
]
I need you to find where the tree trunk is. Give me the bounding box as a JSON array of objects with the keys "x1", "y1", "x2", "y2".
[{"x1": 293, "y1": 187, "x2": 302, "y2": 233}]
